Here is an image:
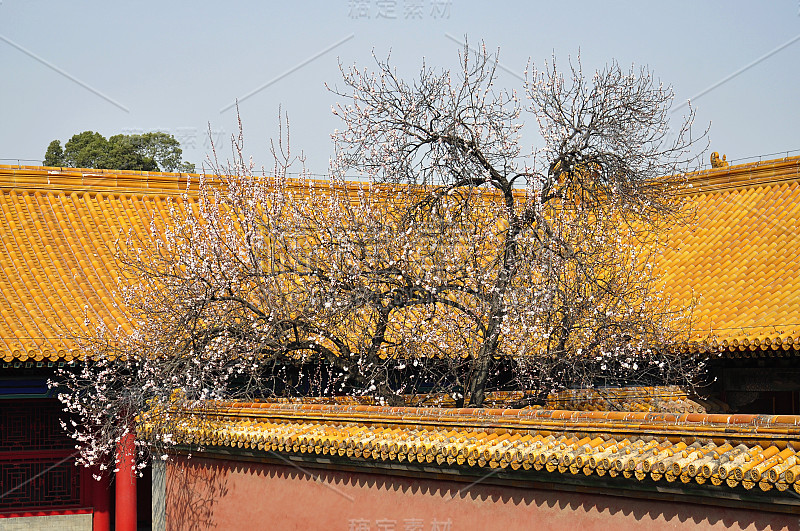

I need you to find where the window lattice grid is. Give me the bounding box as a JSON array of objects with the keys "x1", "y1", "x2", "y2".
[{"x1": 0, "y1": 457, "x2": 81, "y2": 510}]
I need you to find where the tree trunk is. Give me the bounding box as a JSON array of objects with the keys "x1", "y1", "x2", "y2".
[
  {"x1": 466, "y1": 332, "x2": 499, "y2": 407},
  {"x1": 467, "y1": 355, "x2": 490, "y2": 407}
]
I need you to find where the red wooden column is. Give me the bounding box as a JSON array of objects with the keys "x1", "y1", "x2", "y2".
[
  {"x1": 91, "y1": 467, "x2": 111, "y2": 531},
  {"x1": 115, "y1": 432, "x2": 137, "y2": 531}
]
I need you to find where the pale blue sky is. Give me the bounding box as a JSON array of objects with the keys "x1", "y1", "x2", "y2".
[{"x1": 1, "y1": 1, "x2": 798, "y2": 173}]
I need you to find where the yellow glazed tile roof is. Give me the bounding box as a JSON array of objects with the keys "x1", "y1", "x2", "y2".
[
  {"x1": 0, "y1": 156, "x2": 799, "y2": 362},
  {"x1": 144, "y1": 401, "x2": 800, "y2": 506},
  {"x1": 660, "y1": 156, "x2": 800, "y2": 354},
  {"x1": 0, "y1": 164, "x2": 199, "y2": 362}
]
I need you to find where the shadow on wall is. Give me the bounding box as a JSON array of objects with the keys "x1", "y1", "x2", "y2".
[
  {"x1": 166, "y1": 456, "x2": 229, "y2": 530},
  {"x1": 166, "y1": 456, "x2": 798, "y2": 531}
]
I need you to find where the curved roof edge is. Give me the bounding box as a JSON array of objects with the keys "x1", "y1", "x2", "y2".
[{"x1": 142, "y1": 399, "x2": 800, "y2": 506}]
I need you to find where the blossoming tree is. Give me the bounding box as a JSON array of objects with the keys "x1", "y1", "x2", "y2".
[{"x1": 54, "y1": 45, "x2": 707, "y2": 471}]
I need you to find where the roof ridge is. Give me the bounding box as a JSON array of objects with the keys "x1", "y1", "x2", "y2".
[
  {"x1": 683, "y1": 155, "x2": 800, "y2": 194},
  {"x1": 4, "y1": 156, "x2": 800, "y2": 197},
  {"x1": 0, "y1": 165, "x2": 201, "y2": 195},
  {"x1": 206, "y1": 400, "x2": 800, "y2": 431}
]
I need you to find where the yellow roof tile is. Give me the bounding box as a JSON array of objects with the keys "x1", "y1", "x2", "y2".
[
  {"x1": 142, "y1": 400, "x2": 800, "y2": 502},
  {"x1": 661, "y1": 156, "x2": 800, "y2": 352},
  {"x1": 0, "y1": 164, "x2": 204, "y2": 361},
  {"x1": 0, "y1": 156, "x2": 799, "y2": 361}
]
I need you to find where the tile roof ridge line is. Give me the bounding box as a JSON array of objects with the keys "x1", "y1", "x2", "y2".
[
  {"x1": 683, "y1": 155, "x2": 800, "y2": 194},
  {"x1": 0, "y1": 164, "x2": 203, "y2": 179},
  {"x1": 0, "y1": 165, "x2": 506, "y2": 196},
  {"x1": 199, "y1": 401, "x2": 800, "y2": 428},
  {"x1": 6, "y1": 159, "x2": 800, "y2": 196},
  {"x1": 166, "y1": 410, "x2": 800, "y2": 443},
  {"x1": 0, "y1": 165, "x2": 205, "y2": 195}
]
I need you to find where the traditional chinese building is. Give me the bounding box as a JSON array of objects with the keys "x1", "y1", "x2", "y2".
[
  {"x1": 1, "y1": 155, "x2": 800, "y2": 529},
  {"x1": 0, "y1": 166, "x2": 194, "y2": 530}
]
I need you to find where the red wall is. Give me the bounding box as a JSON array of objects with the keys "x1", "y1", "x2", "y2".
[{"x1": 166, "y1": 456, "x2": 798, "y2": 531}]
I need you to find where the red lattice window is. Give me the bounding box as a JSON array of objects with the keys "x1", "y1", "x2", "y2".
[
  {"x1": 1, "y1": 399, "x2": 73, "y2": 453},
  {"x1": 0, "y1": 457, "x2": 81, "y2": 510},
  {"x1": 0, "y1": 399, "x2": 81, "y2": 511}
]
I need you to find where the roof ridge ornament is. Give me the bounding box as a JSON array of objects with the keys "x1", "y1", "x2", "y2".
[{"x1": 710, "y1": 152, "x2": 729, "y2": 168}]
